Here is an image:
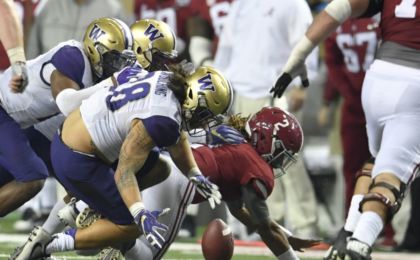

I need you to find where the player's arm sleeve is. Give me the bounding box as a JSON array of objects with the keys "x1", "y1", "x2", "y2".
[
  {"x1": 51, "y1": 46, "x2": 86, "y2": 89},
  {"x1": 240, "y1": 180, "x2": 271, "y2": 225},
  {"x1": 141, "y1": 116, "x2": 181, "y2": 148},
  {"x1": 360, "y1": 0, "x2": 384, "y2": 18}
]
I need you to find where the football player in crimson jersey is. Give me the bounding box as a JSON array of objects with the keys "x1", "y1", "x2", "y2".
[
  {"x1": 270, "y1": 0, "x2": 420, "y2": 259},
  {"x1": 321, "y1": 17, "x2": 379, "y2": 211},
  {"x1": 187, "y1": 0, "x2": 233, "y2": 67}
]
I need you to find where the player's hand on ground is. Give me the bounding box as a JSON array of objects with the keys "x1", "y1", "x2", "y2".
[
  {"x1": 189, "y1": 174, "x2": 221, "y2": 209},
  {"x1": 288, "y1": 236, "x2": 320, "y2": 252},
  {"x1": 209, "y1": 124, "x2": 245, "y2": 145},
  {"x1": 9, "y1": 61, "x2": 28, "y2": 93},
  {"x1": 134, "y1": 208, "x2": 170, "y2": 249}
]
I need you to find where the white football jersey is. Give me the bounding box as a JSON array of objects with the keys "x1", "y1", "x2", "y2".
[
  {"x1": 80, "y1": 70, "x2": 182, "y2": 162},
  {"x1": 0, "y1": 40, "x2": 93, "y2": 129}
]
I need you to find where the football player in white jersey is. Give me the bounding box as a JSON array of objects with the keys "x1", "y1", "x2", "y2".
[
  {"x1": 10, "y1": 65, "x2": 233, "y2": 260},
  {"x1": 0, "y1": 17, "x2": 135, "y2": 218}
]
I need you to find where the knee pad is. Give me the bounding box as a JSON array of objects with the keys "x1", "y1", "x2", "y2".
[{"x1": 359, "y1": 180, "x2": 406, "y2": 222}]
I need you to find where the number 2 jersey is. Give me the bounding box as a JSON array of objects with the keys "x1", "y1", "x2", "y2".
[
  {"x1": 80, "y1": 70, "x2": 182, "y2": 163},
  {"x1": 0, "y1": 40, "x2": 93, "y2": 129}
]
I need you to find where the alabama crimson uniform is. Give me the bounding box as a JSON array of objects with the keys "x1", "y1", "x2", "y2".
[
  {"x1": 324, "y1": 18, "x2": 379, "y2": 207},
  {"x1": 381, "y1": 0, "x2": 420, "y2": 50},
  {"x1": 193, "y1": 143, "x2": 274, "y2": 201},
  {"x1": 190, "y1": 0, "x2": 233, "y2": 40}
]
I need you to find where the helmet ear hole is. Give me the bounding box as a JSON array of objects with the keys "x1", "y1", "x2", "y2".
[
  {"x1": 188, "y1": 89, "x2": 194, "y2": 99},
  {"x1": 136, "y1": 46, "x2": 142, "y2": 54}
]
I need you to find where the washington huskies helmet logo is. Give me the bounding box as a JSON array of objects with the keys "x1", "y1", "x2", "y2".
[
  {"x1": 144, "y1": 24, "x2": 164, "y2": 41},
  {"x1": 89, "y1": 24, "x2": 106, "y2": 41},
  {"x1": 198, "y1": 74, "x2": 215, "y2": 91}
]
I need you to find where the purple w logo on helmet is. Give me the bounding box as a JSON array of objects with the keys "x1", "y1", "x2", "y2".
[
  {"x1": 144, "y1": 24, "x2": 164, "y2": 41},
  {"x1": 89, "y1": 24, "x2": 106, "y2": 41},
  {"x1": 198, "y1": 74, "x2": 215, "y2": 91}
]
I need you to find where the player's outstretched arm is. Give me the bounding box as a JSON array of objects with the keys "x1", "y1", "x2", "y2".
[
  {"x1": 168, "y1": 131, "x2": 221, "y2": 209},
  {"x1": 270, "y1": 0, "x2": 370, "y2": 98},
  {"x1": 0, "y1": 0, "x2": 28, "y2": 92},
  {"x1": 115, "y1": 119, "x2": 169, "y2": 249}
]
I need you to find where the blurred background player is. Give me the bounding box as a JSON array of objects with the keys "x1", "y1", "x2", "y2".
[
  {"x1": 0, "y1": 0, "x2": 30, "y2": 92},
  {"x1": 214, "y1": 0, "x2": 320, "y2": 239},
  {"x1": 271, "y1": 0, "x2": 420, "y2": 258}
]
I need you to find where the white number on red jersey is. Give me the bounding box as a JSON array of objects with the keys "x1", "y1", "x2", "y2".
[
  {"x1": 336, "y1": 31, "x2": 377, "y2": 73},
  {"x1": 395, "y1": 0, "x2": 417, "y2": 18}
]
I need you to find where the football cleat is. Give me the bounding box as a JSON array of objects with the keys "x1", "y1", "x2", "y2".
[
  {"x1": 57, "y1": 198, "x2": 79, "y2": 228},
  {"x1": 76, "y1": 207, "x2": 101, "y2": 229},
  {"x1": 97, "y1": 247, "x2": 123, "y2": 260},
  {"x1": 9, "y1": 226, "x2": 53, "y2": 260},
  {"x1": 344, "y1": 238, "x2": 372, "y2": 260},
  {"x1": 324, "y1": 228, "x2": 353, "y2": 260}
]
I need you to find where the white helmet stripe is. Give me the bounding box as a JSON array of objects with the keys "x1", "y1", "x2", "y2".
[{"x1": 113, "y1": 18, "x2": 134, "y2": 50}]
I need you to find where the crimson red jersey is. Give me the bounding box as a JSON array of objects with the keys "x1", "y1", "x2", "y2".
[
  {"x1": 134, "y1": 0, "x2": 195, "y2": 55},
  {"x1": 381, "y1": 0, "x2": 420, "y2": 50},
  {"x1": 193, "y1": 143, "x2": 274, "y2": 202},
  {"x1": 324, "y1": 18, "x2": 379, "y2": 123}
]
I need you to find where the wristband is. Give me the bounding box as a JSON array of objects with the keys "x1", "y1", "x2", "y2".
[
  {"x1": 7, "y1": 46, "x2": 26, "y2": 64},
  {"x1": 187, "y1": 167, "x2": 201, "y2": 178},
  {"x1": 129, "y1": 202, "x2": 145, "y2": 217}
]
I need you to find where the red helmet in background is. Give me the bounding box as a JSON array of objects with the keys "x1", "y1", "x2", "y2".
[{"x1": 246, "y1": 106, "x2": 304, "y2": 177}]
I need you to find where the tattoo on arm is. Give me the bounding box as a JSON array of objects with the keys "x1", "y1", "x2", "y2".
[{"x1": 115, "y1": 120, "x2": 155, "y2": 205}]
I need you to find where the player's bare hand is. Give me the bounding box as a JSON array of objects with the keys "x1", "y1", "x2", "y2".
[
  {"x1": 288, "y1": 236, "x2": 320, "y2": 252},
  {"x1": 9, "y1": 61, "x2": 28, "y2": 93},
  {"x1": 190, "y1": 174, "x2": 222, "y2": 209},
  {"x1": 134, "y1": 208, "x2": 170, "y2": 249}
]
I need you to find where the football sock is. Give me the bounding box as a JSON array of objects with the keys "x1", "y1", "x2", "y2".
[
  {"x1": 39, "y1": 178, "x2": 57, "y2": 215},
  {"x1": 352, "y1": 211, "x2": 383, "y2": 246},
  {"x1": 45, "y1": 228, "x2": 75, "y2": 254},
  {"x1": 124, "y1": 239, "x2": 153, "y2": 260},
  {"x1": 344, "y1": 194, "x2": 363, "y2": 232},
  {"x1": 277, "y1": 247, "x2": 299, "y2": 260},
  {"x1": 42, "y1": 199, "x2": 66, "y2": 234}
]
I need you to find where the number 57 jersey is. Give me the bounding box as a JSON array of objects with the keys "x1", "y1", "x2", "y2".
[{"x1": 80, "y1": 70, "x2": 182, "y2": 163}]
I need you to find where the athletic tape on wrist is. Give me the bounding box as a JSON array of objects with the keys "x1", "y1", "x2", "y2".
[
  {"x1": 129, "y1": 202, "x2": 145, "y2": 217},
  {"x1": 325, "y1": 0, "x2": 352, "y2": 23},
  {"x1": 7, "y1": 46, "x2": 26, "y2": 64},
  {"x1": 187, "y1": 167, "x2": 201, "y2": 178}
]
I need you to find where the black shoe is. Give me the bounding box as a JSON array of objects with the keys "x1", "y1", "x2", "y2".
[
  {"x1": 345, "y1": 238, "x2": 372, "y2": 260},
  {"x1": 324, "y1": 228, "x2": 352, "y2": 260}
]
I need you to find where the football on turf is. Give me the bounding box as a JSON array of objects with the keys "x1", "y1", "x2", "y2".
[{"x1": 201, "y1": 218, "x2": 234, "y2": 260}]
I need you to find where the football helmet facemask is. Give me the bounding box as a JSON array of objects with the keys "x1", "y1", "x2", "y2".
[
  {"x1": 246, "y1": 107, "x2": 303, "y2": 178},
  {"x1": 182, "y1": 66, "x2": 233, "y2": 135},
  {"x1": 83, "y1": 17, "x2": 136, "y2": 80},
  {"x1": 131, "y1": 19, "x2": 177, "y2": 71}
]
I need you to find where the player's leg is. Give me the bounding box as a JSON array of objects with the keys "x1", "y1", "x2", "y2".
[
  {"x1": 346, "y1": 61, "x2": 420, "y2": 259},
  {"x1": 0, "y1": 107, "x2": 48, "y2": 216}
]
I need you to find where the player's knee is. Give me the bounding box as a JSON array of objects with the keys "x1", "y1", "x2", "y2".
[{"x1": 359, "y1": 174, "x2": 406, "y2": 222}]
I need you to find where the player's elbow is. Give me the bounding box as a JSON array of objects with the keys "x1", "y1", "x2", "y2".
[{"x1": 56, "y1": 88, "x2": 78, "y2": 116}]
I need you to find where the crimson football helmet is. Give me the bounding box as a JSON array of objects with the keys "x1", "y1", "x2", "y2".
[{"x1": 246, "y1": 106, "x2": 303, "y2": 178}]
